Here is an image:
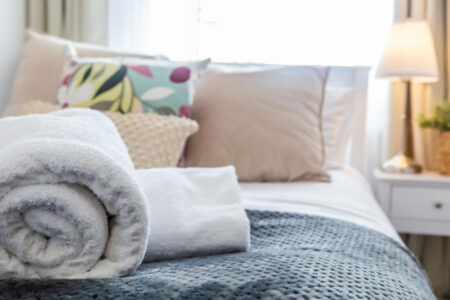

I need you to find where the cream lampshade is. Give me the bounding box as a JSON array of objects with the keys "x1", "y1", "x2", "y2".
[
  {"x1": 377, "y1": 19, "x2": 439, "y2": 82},
  {"x1": 376, "y1": 18, "x2": 439, "y2": 174}
]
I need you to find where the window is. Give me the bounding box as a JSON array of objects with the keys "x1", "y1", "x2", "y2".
[{"x1": 110, "y1": 0, "x2": 394, "y2": 67}]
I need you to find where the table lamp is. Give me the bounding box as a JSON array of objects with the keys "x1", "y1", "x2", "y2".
[{"x1": 376, "y1": 18, "x2": 439, "y2": 173}]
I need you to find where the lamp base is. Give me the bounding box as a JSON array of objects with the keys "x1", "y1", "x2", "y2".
[{"x1": 381, "y1": 154, "x2": 422, "y2": 174}]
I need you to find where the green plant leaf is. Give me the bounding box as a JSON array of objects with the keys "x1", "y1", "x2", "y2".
[{"x1": 417, "y1": 102, "x2": 450, "y2": 131}]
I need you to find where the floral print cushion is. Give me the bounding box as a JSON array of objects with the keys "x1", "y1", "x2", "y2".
[{"x1": 57, "y1": 54, "x2": 210, "y2": 117}]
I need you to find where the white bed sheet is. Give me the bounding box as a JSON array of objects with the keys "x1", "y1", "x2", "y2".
[{"x1": 240, "y1": 167, "x2": 402, "y2": 243}]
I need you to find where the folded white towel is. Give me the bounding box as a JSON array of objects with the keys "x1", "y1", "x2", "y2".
[
  {"x1": 0, "y1": 109, "x2": 149, "y2": 279},
  {"x1": 137, "y1": 166, "x2": 250, "y2": 262}
]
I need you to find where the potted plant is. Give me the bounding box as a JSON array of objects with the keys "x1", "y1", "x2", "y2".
[{"x1": 418, "y1": 102, "x2": 450, "y2": 175}]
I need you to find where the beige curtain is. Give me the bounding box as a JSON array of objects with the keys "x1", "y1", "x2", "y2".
[
  {"x1": 26, "y1": 0, "x2": 108, "y2": 45},
  {"x1": 391, "y1": 0, "x2": 450, "y2": 298}
]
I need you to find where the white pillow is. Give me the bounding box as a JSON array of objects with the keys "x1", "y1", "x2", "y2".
[{"x1": 322, "y1": 67, "x2": 363, "y2": 169}]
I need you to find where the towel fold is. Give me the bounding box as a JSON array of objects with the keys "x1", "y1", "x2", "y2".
[
  {"x1": 137, "y1": 166, "x2": 250, "y2": 262},
  {"x1": 0, "y1": 109, "x2": 149, "y2": 279}
]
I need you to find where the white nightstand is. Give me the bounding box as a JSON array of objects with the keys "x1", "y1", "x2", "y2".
[{"x1": 374, "y1": 169, "x2": 450, "y2": 236}]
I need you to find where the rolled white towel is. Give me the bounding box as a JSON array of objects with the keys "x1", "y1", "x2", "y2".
[
  {"x1": 137, "y1": 166, "x2": 250, "y2": 262},
  {"x1": 0, "y1": 109, "x2": 149, "y2": 279}
]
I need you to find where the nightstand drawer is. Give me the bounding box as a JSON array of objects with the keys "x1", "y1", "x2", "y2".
[{"x1": 391, "y1": 186, "x2": 450, "y2": 221}]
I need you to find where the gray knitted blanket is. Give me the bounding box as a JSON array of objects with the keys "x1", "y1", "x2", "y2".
[{"x1": 0, "y1": 210, "x2": 435, "y2": 300}]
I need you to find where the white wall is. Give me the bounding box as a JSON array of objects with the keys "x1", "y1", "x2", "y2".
[{"x1": 0, "y1": 0, "x2": 25, "y2": 113}]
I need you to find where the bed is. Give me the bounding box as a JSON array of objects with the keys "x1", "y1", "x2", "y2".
[
  {"x1": 0, "y1": 66, "x2": 436, "y2": 299},
  {"x1": 0, "y1": 168, "x2": 434, "y2": 299}
]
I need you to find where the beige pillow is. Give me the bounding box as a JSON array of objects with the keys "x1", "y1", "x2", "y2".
[
  {"x1": 20, "y1": 101, "x2": 198, "y2": 169},
  {"x1": 5, "y1": 30, "x2": 166, "y2": 117},
  {"x1": 185, "y1": 66, "x2": 330, "y2": 182}
]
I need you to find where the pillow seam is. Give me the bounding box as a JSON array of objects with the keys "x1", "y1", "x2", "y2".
[{"x1": 318, "y1": 67, "x2": 330, "y2": 169}]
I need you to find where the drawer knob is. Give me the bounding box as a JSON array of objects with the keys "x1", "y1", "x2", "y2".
[{"x1": 435, "y1": 202, "x2": 443, "y2": 209}]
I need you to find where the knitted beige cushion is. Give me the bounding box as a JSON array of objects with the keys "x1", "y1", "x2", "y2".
[{"x1": 20, "y1": 100, "x2": 199, "y2": 169}]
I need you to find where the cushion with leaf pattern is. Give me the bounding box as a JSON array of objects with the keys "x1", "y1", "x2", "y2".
[{"x1": 57, "y1": 51, "x2": 210, "y2": 117}]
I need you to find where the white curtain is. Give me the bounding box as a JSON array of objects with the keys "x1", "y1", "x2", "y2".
[
  {"x1": 0, "y1": 0, "x2": 25, "y2": 113},
  {"x1": 392, "y1": 0, "x2": 450, "y2": 298},
  {"x1": 26, "y1": 0, "x2": 108, "y2": 45},
  {"x1": 108, "y1": 0, "x2": 198, "y2": 59},
  {"x1": 108, "y1": 0, "x2": 152, "y2": 52}
]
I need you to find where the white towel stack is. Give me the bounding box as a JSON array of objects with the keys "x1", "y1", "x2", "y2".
[{"x1": 0, "y1": 109, "x2": 250, "y2": 279}]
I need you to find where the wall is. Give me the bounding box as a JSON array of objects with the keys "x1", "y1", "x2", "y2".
[{"x1": 0, "y1": 0, "x2": 25, "y2": 113}]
